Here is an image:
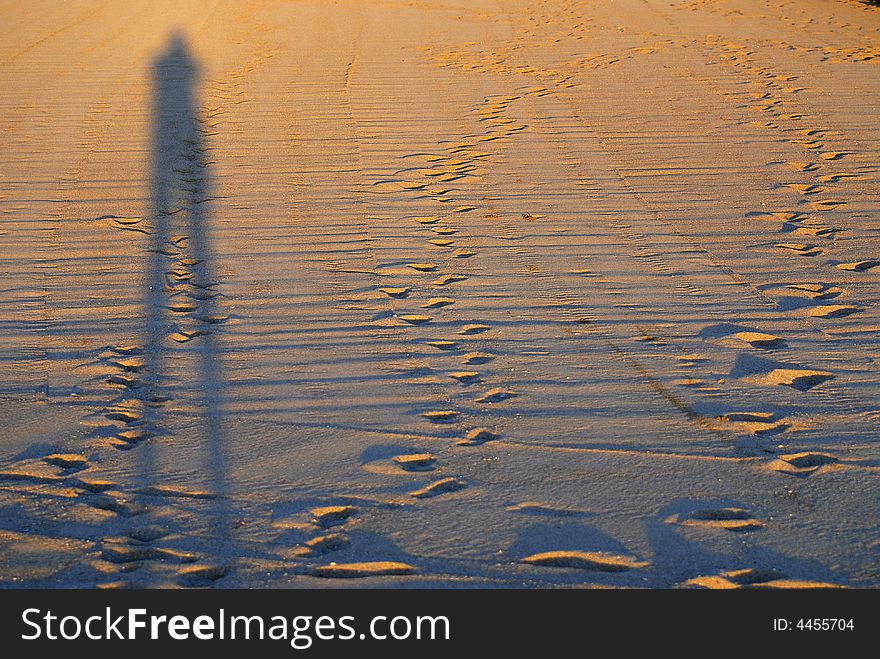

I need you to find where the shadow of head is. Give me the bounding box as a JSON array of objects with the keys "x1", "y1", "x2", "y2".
[{"x1": 154, "y1": 32, "x2": 199, "y2": 74}]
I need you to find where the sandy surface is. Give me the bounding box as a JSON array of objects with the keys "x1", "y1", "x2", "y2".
[{"x1": 0, "y1": 0, "x2": 878, "y2": 588}]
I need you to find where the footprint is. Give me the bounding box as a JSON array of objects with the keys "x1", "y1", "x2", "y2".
[
  {"x1": 836, "y1": 260, "x2": 879, "y2": 272},
  {"x1": 722, "y1": 412, "x2": 775, "y2": 423},
  {"x1": 373, "y1": 181, "x2": 407, "y2": 193},
  {"x1": 43, "y1": 454, "x2": 88, "y2": 469},
  {"x1": 783, "y1": 283, "x2": 845, "y2": 300},
  {"x1": 750, "y1": 211, "x2": 802, "y2": 222},
  {"x1": 683, "y1": 568, "x2": 841, "y2": 589},
  {"x1": 101, "y1": 542, "x2": 167, "y2": 564},
  {"x1": 104, "y1": 409, "x2": 141, "y2": 424},
  {"x1": 379, "y1": 287, "x2": 409, "y2": 298},
  {"x1": 291, "y1": 534, "x2": 351, "y2": 556},
  {"x1": 763, "y1": 368, "x2": 834, "y2": 390},
  {"x1": 818, "y1": 173, "x2": 859, "y2": 183},
  {"x1": 521, "y1": 551, "x2": 647, "y2": 571},
  {"x1": 109, "y1": 357, "x2": 144, "y2": 372},
  {"x1": 774, "y1": 212, "x2": 805, "y2": 222},
  {"x1": 89, "y1": 494, "x2": 146, "y2": 517},
  {"x1": 115, "y1": 428, "x2": 154, "y2": 447},
  {"x1": 451, "y1": 249, "x2": 476, "y2": 258},
  {"x1": 786, "y1": 184, "x2": 823, "y2": 195},
  {"x1": 433, "y1": 274, "x2": 467, "y2": 286},
  {"x1": 0, "y1": 459, "x2": 65, "y2": 483},
  {"x1": 407, "y1": 263, "x2": 438, "y2": 272},
  {"x1": 126, "y1": 526, "x2": 168, "y2": 543},
  {"x1": 109, "y1": 217, "x2": 145, "y2": 227},
  {"x1": 421, "y1": 297, "x2": 455, "y2": 309},
  {"x1": 678, "y1": 354, "x2": 707, "y2": 368},
  {"x1": 810, "y1": 199, "x2": 844, "y2": 212},
  {"x1": 730, "y1": 332, "x2": 785, "y2": 348},
  {"x1": 769, "y1": 452, "x2": 838, "y2": 475},
  {"x1": 776, "y1": 243, "x2": 822, "y2": 256},
  {"x1": 805, "y1": 305, "x2": 860, "y2": 319},
  {"x1": 186, "y1": 289, "x2": 216, "y2": 301},
  {"x1": 506, "y1": 502, "x2": 591, "y2": 517},
  {"x1": 170, "y1": 330, "x2": 208, "y2": 343},
  {"x1": 449, "y1": 371, "x2": 480, "y2": 383},
  {"x1": 475, "y1": 388, "x2": 516, "y2": 403},
  {"x1": 787, "y1": 161, "x2": 819, "y2": 171},
  {"x1": 665, "y1": 508, "x2": 763, "y2": 531},
  {"x1": 107, "y1": 373, "x2": 137, "y2": 387},
  {"x1": 717, "y1": 412, "x2": 790, "y2": 436},
  {"x1": 112, "y1": 345, "x2": 142, "y2": 356},
  {"x1": 71, "y1": 477, "x2": 116, "y2": 493},
  {"x1": 457, "y1": 427, "x2": 499, "y2": 446},
  {"x1": 788, "y1": 283, "x2": 826, "y2": 294},
  {"x1": 819, "y1": 151, "x2": 847, "y2": 160},
  {"x1": 432, "y1": 227, "x2": 457, "y2": 235},
  {"x1": 311, "y1": 505, "x2": 356, "y2": 527},
  {"x1": 196, "y1": 314, "x2": 229, "y2": 325},
  {"x1": 309, "y1": 562, "x2": 415, "y2": 578},
  {"x1": 392, "y1": 453, "x2": 437, "y2": 471},
  {"x1": 429, "y1": 239, "x2": 455, "y2": 247},
  {"x1": 177, "y1": 564, "x2": 229, "y2": 586},
  {"x1": 425, "y1": 340, "x2": 459, "y2": 350},
  {"x1": 134, "y1": 485, "x2": 216, "y2": 499},
  {"x1": 681, "y1": 569, "x2": 779, "y2": 589},
  {"x1": 411, "y1": 477, "x2": 465, "y2": 498},
  {"x1": 792, "y1": 226, "x2": 835, "y2": 237},
  {"x1": 398, "y1": 314, "x2": 432, "y2": 325},
  {"x1": 422, "y1": 410, "x2": 459, "y2": 423},
  {"x1": 463, "y1": 351, "x2": 495, "y2": 364},
  {"x1": 168, "y1": 268, "x2": 192, "y2": 281},
  {"x1": 460, "y1": 324, "x2": 491, "y2": 335}
]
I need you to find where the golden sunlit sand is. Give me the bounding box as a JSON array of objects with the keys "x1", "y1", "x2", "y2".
[{"x1": 0, "y1": 0, "x2": 878, "y2": 588}]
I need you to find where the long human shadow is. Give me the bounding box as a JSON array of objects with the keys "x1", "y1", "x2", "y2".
[{"x1": 139, "y1": 33, "x2": 230, "y2": 569}]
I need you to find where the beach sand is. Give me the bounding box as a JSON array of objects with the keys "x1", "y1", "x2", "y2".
[{"x1": 0, "y1": 0, "x2": 878, "y2": 588}]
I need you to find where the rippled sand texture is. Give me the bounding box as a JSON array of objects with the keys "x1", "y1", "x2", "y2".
[{"x1": 0, "y1": 0, "x2": 878, "y2": 588}]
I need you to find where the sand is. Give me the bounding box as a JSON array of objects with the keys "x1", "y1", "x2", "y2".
[{"x1": 0, "y1": 0, "x2": 878, "y2": 588}]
